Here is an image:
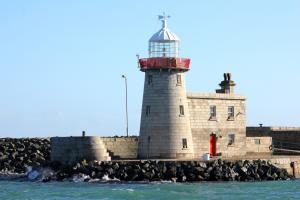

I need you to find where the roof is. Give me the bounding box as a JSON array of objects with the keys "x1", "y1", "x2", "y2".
[
  {"x1": 186, "y1": 92, "x2": 246, "y2": 100},
  {"x1": 149, "y1": 14, "x2": 180, "y2": 42}
]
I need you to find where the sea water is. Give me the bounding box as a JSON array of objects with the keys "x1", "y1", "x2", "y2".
[{"x1": 0, "y1": 180, "x2": 300, "y2": 200}]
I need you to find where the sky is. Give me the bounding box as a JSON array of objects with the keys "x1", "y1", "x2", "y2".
[{"x1": 0, "y1": 0, "x2": 299, "y2": 138}]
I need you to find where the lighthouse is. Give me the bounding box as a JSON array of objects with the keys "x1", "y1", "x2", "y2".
[{"x1": 138, "y1": 14, "x2": 194, "y2": 159}]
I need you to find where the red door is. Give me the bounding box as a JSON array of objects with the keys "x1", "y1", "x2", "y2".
[{"x1": 210, "y1": 133, "x2": 217, "y2": 156}]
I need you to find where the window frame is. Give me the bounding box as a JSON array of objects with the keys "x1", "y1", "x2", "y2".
[
  {"x1": 179, "y1": 105, "x2": 184, "y2": 116},
  {"x1": 148, "y1": 74, "x2": 153, "y2": 85},
  {"x1": 182, "y1": 138, "x2": 188, "y2": 149},
  {"x1": 146, "y1": 105, "x2": 151, "y2": 117},
  {"x1": 254, "y1": 139, "x2": 261, "y2": 145},
  {"x1": 209, "y1": 105, "x2": 217, "y2": 120},
  {"x1": 228, "y1": 106, "x2": 235, "y2": 120},
  {"x1": 176, "y1": 74, "x2": 182, "y2": 85},
  {"x1": 149, "y1": 41, "x2": 179, "y2": 58},
  {"x1": 228, "y1": 134, "x2": 235, "y2": 146}
]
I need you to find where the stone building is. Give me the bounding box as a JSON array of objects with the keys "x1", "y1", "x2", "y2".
[
  {"x1": 137, "y1": 15, "x2": 247, "y2": 159},
  {"x1": 187, "y1": 75, "x2": 247, "y2": 158}
]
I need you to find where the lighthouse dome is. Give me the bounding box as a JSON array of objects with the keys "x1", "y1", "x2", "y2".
[
  {"x1": 149, "y1": 26, "x2": 180, "y2": 42},
  {"x1": 148, "y1": 14, "x2": 180, "y2": 58}
]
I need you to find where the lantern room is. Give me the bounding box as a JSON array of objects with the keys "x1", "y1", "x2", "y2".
[
  {"x1": 139, "y1": 14, "x2": 191, "y2": 71},
  {"x1": 148, "y1": 14, "x2": 180, "y2": 58}
]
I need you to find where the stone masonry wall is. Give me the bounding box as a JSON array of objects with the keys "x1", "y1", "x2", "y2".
[
  {"x1": 247, "y1": 127, "x2": 300, "y2": 155},
  {"x1": 138, "y1": 70, "x2": 194, "y2": 159},
  {"x1": 51, "y1": 136, "x2": 110, "y2": 165},
  {"x1": 101, "y1": 136, "x2": 138, "y2": 159},
  {"x1": 246, "y1": 136, "x2": 272, "y2": 156},
  {"x1": 187, "y1": 93, "x2": 246, "y2": 158}
]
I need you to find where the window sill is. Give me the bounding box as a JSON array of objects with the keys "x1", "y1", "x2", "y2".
[
  {"x1": 182, "y1": 148, "x2": 189, "y2": 150},
  {"x1": 227, "y1": 117, "x2": 235, "y2": 121},
  {"x1": 209, "y1": 117, "x2": 217, "y2": 121},
  {"x1": 179, "y1": 114, "x2": 185, "y2": 117},
  {"x1": 176, "y1": 83, "x2": 182, "y2": 86}
]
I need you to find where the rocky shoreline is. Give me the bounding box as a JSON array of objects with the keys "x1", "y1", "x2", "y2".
[
  {"x1": 0, "y1": 138, "x2": 50, "y2": 173},
  {"x1": 0, "y1": 138, "x2": 294, "y2": 182},
  {"x1": 47, "y1": 159, "x2": 292, "y2": 183}
]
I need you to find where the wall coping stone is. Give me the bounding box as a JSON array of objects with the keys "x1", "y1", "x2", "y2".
[
  {"x1": 187, "y1": 92, "x2": 246, "y2": 100},
  {"x1": 247, "y1": 126, "x2": 300, "y2": 132}
]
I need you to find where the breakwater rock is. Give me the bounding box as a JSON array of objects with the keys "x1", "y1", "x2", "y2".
[
  {"x1": 0, "y1": 138, "x2": 293, "y2": 182},
  {"x1": 51, "y1": 159, "x2": 292, "y2": 182},
  {"x1": 0, "y1": 138, "x2": 50, "y2": 173}
]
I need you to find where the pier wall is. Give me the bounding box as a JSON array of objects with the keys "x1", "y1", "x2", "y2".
[
  {"x1": 50, "y1": 136, "x2": 110, "y2": 165},
  {"x1": 247, "y1": 127, "x2": 300, "y2": 154},
  {"x1": 101, "y1": 136, "x2": 138, "y2": 159},
  {"x1": 2, "y1": 137, "x2": 300, "y2": 180},
  {"x1": 246, "y1": 136, "x2": 272, "y2": 156},
  {"x1": 270, "y1": 157, "x2": 300, "y2": 178}
]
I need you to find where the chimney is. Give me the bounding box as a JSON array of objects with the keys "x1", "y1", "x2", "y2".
[{"x1": 216, "y1": 73, "x2": 236, "y2": 94}]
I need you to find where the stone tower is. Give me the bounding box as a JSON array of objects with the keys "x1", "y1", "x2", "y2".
[{"x1": 137, "y1": 14, "x2": 194, "y2": 159}]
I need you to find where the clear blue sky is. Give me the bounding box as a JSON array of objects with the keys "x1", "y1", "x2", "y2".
[{"x1": 0, "y1": 1, "x2": 299, "y2": 138}]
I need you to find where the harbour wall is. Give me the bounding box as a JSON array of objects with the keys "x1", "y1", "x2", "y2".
[
  {"x1": 246, "y1": 136, "x2": 272, "y2": 156},
  {"x1": 1, "y1": 137, "x2": 300, "y2": 179},
  {"x1": 50, "y1": 136, "x2": 110, "y2": 165},
  {"x1": 101, "y1": 136, "x2": 138, "y2": 159},
  {"x1": 269, "y1": 157, "x2": 300, "y2": 178},
  {"x1": 50, "y1": 136, "x2": 139, "y2": 164},
  {"x1": 247, "y1": 127, "x2": 300, "y2": 155}
]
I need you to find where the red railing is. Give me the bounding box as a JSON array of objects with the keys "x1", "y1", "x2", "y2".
[{"x1": 139, "y1": 57, "x2": 190, "y2": 70}]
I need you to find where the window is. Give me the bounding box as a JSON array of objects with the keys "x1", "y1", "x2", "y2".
[
  {"x1": 148, "y1": 75, "x2": 153, "y2": 85},
  {"x1": 228, "y1": 106, "x2": 235, "y2": 119},
  {"x1": 176, "y1": 74, "x2": 182, "y2": 85},
  {"x1": 179, "y1": 105, "x2": 184, "y2": 115},
  {"x1": 210, "y1": 105, "x2": 216, "y2": 119},
  {"x1": 254, "y1": 139, "x2": 261, "y2": 145},
  {"x1": 146, "y1": 105, "x2": 151, "y2": 116},
  {"x1": 228, "y1": 134, "x2": 235, "y2": 146},
  {"x1": 149, "y1": 41, "x2": 179, "y2": 58},
  {"x1": 182, "y1": 138, "x2": 187, "y2": 149}
]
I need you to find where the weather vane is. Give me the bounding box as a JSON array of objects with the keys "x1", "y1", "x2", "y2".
[{"x1": 158, "y1": 12, "x2": 170, "y2": 29}]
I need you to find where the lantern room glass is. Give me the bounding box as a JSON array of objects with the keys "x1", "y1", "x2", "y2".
[{"x1": 149, "y1": 41, "x2": 179, "y2": 58}]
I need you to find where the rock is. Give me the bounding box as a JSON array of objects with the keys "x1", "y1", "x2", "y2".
[
  {"x1": 0, "y1": 155, "x2": 8, "y2": 162},
  {"x1": 181, "y1": 175, "x2": 187, "y2": 182},
  {"x1": 107, "y1": 168, "x2": 114, "y2": 175},
  {"x1": 171, "y1": 177, "x2": 177, "y2": 182},
  {"x1": 195, "y1": 166, "x2": 205, "y2": 174},
  {"x1": 0, "y1": 138, "x2": 51, "y2": 174},
  {"x1": 187, "y1": 173, "x2": 196, "y2": 181},
  {"x1": 31, "y1": 143, "x2": 41, "y2": 150},
  {"x1": 143, "y1": 163, "x2": 150, "y2": 169},
  {"x1": 199, "y1": 162, "x2": 207, "y2": 168},
  {"x1": 177, "y1": 168, "x2": 186, "y2": 182}
]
